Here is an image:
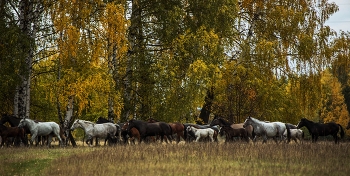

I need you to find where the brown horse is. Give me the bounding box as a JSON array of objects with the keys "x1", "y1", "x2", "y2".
[
  {"x1": 347, "y1": 121, "x2": 350, "y2": 130},
  {"x1": 210, "y1": 117, "x2": 254, "y2": 139},
  {"x1": 0, "y1": 124, "x2": 27, "y2": 147},
  {"x1": 148, "y1": 118, "x2": 185, "y2": 143},
  {"x1": 220, "y1": 125, "x2": 249, "y2": 143},
  {"x1": 168, "y1": 122, "x2": 186, "y2": 143},
  {"x1": 121, "y1": 122, "x2": 140, "y2": 144}
]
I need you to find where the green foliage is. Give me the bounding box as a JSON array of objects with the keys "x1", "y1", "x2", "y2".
[{"x1": 1, "y1": 0, "x2": 349, "y2": 127}]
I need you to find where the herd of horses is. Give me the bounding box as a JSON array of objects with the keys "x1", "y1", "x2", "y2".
[{"x1": 0, "y1": 114, "x2": 347, "y2": 147}]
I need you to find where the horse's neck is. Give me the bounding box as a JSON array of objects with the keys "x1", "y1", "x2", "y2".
[
  {"x1": 220, "y1": 119, "x2": 232, "y2": 126},
  {"x1": 191, "y1": 127, "x2": 197, "y2": 132},
  {"x1": 79, "y1": 121, "x2": 94, "y2": 131},
  {"x1": 25, "y1": 120, "x2": 37, "y2": 131},
  {"x1": 303, "y1": 121, "x2": 315, "y2": 131},
  {"x1": 7, "y1": 117, "x2": 20, "y2": 127}
]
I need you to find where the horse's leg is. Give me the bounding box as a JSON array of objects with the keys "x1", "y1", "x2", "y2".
[
  {"x1": 54, "y1": 131, "x2": 62, "y2": 147},
  {"x1": 195, "y1": 136, "x2": 200, "y2": 142},
  {"x1": 333, "y1": 134, "x2": 338, "y2": 144},
  {"x1": 209, "y1": 134, "x2": 214, "y2": 142},
  {"x1": 160, "y1": 135, "x2": 165, "y2": 143},
  {"x1": 262, "y1": 135, "x2": 268, "y2": 144},
  {"x1": 0, "y1": 136, "x2": 5, "y2": 147},
  {"x1": 31, "y1": 133, "x2": 37, "y2": 147},
  {"x1": 313, "y1": 135, "x2": 318, "y2": 143},
  {"x1": 293, "y1": 137, "x2": 298, "y2": 144},
  {"x1": 85, "y1": 136, "x2": 93, "y2": 146},
  {"x1": 47, "y1": 135, "x2": 53, "y2": 148}
]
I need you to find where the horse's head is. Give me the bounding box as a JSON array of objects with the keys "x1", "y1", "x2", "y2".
[
  {"x1": 122, "y1": 122, "x2": 129, "y2": 131},
  {"x1": 17, "y1": 118, "x2": 27, "y2": 128},
  {"x1": 186, "y1": 126, "x2": 192, "y2": 132},
  {"x1": 243, "y1": 117, "x2": 253, "y2": 128},
  {"x1": 70, "y1": 119, "x2": 81, "y2": 131},
  {"x1": 127, "y1": 119, "x2": 137, "y2": 131},
  {"x1": 210, "y1": 119, "x2": 219, "y2": 127},
  {"x1": 296, "y1": 118, "x2": 307, "y2": 129}
]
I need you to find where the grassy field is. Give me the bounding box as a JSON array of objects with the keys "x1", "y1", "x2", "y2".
[{"x1": 1, "y1": 140, "x2": 350, "y2": 176}]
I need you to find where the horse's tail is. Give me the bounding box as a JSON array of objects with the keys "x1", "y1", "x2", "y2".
[
  {"x1": 301, "y1": 130, "x2": 304, "y2": 139},
  {"x1": 183, "y1": 124, "x2": 187, "y2": 140},
  {"x1": 169, "y1": 124, "x2": 173, "y2": 135},
  {"x1": 338, "y1": 124, "x2": 345, "y2": 139},
  {"x1": 285, "y1": 123, "x2": 291, "y2": 143}
]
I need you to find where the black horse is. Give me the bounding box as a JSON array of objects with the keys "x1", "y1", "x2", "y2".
[
  {"x1": 297, "y1": 118, "x2": 344, "y2": 144},
  {"x1": 127, "y1": 119, "x2": 173, "y2": 143}
]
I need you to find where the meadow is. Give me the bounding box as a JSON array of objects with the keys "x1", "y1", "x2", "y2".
[{"x1": 1, "y1": 140, "x2": 350, "y2": 176}]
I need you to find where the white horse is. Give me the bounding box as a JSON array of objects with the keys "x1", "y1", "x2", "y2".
[
  {"x1": 283, "y1": 129, "x2": 304, "y2": 143},
  {"x1": 18, "y1": 118, "x2": 62, "y2": 147},
  {"x1": 70, "y1": 119, "x2": 117, "y2": 146},
  {"x1": 243, "y1": 117, "x2": 281, "y2": 143},
  {"x1": 186, "y1": 126, "x2": 214, "y2": 142},
  {"x1": 271, "y1": 121, "x2": 288, "y2": 142}
]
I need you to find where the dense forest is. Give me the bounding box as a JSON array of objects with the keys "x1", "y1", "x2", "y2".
[{"x1": 0, "y1": 0, "x2": 349, "y2": 133}]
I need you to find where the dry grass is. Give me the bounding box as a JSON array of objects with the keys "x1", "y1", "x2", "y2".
[{"x1": 1, "y1": 141, "x2": 350, "y2": 176}]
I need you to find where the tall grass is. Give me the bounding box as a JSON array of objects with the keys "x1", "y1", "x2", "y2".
[{"x1": 1, "y1": 141, "x2": 350, "y2": 176}]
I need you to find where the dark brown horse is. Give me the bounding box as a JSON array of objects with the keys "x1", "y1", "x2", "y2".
[
  {"x1": 220, "y1": 125, "x2": 249, "y2": 143},
  {"x1": 148, "y1": 118, "x2": 185, "y2": 143},
  {"x1": 128, "y1": 119, "x2": 173, "y2": 143},
  {"x1": 210, "y1": 117, "x2": 255, "y2": 139},
  {"x1": 0, "y1": 124, "x2": 27, "y2": 147},
  {"x1": 297, "y1": 118, "x2": 344, "y2": 144},
  {"x1": 121, "y1": 122, "x2": 141, "y2": 144}
]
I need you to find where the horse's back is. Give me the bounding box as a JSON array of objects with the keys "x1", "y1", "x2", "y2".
[
  {"x1": 95, "y1": 123, "x2": 117, "y2": 135},
  {"x1": 196, "y1": 128, "x2": 214, "y2": 136},
  {"x1": 231, "y1": 123, "x2": 244, "y2": 129}
]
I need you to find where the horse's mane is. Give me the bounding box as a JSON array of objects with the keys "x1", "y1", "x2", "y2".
[
  {"x1": 248, "y1": 117, "x2": 265, "y2": 124},
  {"x1": 23, "y1": 118, "x2": 39, "y2": 123},
  {"x1": 77, "y1": 119, "x2": 95, "y2": 124},
  {"x1": 148, "y1": 118, "x2": 160, "y2": 122}
]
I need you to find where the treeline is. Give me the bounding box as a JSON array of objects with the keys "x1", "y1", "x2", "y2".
[{"x1": 0, "y1": 0, "x2": 349, "y2": 132}]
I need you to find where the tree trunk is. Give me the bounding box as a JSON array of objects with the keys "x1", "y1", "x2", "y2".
[
  {"x1": 199, "y1": 87, "x2": 215, "y2": 124},
  {"x1": 108, "y1": 97, "x2": 115, "y2": 122},
  {"x1": 121, "y1": 0, "x2": 141, "y2": 122},
  {"x1": 64, "y1": 96, "x2": 76, "y2": 147},
  {"x1": 17, "y1": 0, "x2": 34, "y2": 119},
  {"x1": 13, "y1": 86, "x2": 19, "y2": 116}
]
